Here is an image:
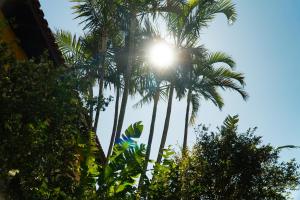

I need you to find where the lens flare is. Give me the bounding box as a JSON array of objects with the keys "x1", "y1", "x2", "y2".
[{"x1": 148, "y1": 42, "x2": 174, "y2": 68}]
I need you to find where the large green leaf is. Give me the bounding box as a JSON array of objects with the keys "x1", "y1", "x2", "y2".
[{"x1": 125, "y1": 121, "x2": 143, "y2": 138}]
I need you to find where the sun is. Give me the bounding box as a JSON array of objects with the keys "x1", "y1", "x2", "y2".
[{"x1": 148, "y1": 42, "x2": 175, "y2": 69}]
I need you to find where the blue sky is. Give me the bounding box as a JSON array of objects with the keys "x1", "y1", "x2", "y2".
[{"x1": 40, "y1": 0, "x2": 300, "y2": 197}]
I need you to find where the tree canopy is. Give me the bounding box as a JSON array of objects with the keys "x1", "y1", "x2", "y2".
[{"x1": 147, "y1": 116, "x2": 300, "y2": 200}]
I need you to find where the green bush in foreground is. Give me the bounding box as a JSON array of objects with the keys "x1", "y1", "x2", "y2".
[
  {"x1": 0, "y1": 43, "x2": 98, "y2": 199},
  {"x1": 147, "y1": 116, "x2": 300, "y2": 199}
]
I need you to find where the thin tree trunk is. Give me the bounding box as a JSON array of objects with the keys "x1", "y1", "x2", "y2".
[
  {"x1": 183, "y1": 67, "x2": 193, "y2": 152},
  {"x1": 157, "y1": 84, "x2": 174, "y2": 163},
  {"x1": 91, "y1": 32, "x2": 108, "y2": 164},
  {"x1": 88, "y1": 86, "x2": 94, "y2": 126},
  {"x1": 115, "y1": 15, "x2": 136, "y2": 141},
  {"x1": 138, "y1": 91, "x2": 159, "y2": 195},
  {"x1": 107, "y1": 86, "x2": 120, "y2": 158},
  {"x1": 93, "y1": 32, "x2": 107, "y2": 133},
  {"x1": 115, "y1": 80, "x2": 129, "y2": 141},
  {"x1": 93, "y1": 79, "x2": 104, "y2": 132},
  {"x1": 95, "y1": 134, "x2": 107, "y2": 164},
  {"x1": 87, "y1": 83, "x2": 106, "y2": 164},
  {"x1": 183, "y1": 89, "x2": 191, "y2": 151}
]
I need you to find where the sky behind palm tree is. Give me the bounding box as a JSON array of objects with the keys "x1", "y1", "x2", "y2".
[{"x1": 40, "y1": 0, "x2": 300, "y2": 197}]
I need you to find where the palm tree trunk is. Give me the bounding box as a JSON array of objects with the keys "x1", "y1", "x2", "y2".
[
  {"x1": 93, "y1": 32, "x2": 107, "y2": 133},
  {"x1": 92, "y1": 32, "x2": 108, "y2": 164},
  {"x1": 93, "y1": 79, "x2": 104, "y2": 132},
  {"x1": 107, "y1": 86, "x2": 120, "y2": 158},
  {"x1": 157, "y1": 84, "x2": 174, "y2": 163},
  {"x1": 115, "y1": 80, "x2": 129, "y2": 141},
  {"x1": 183, "y1": 89, "x2": 191, "y2": 151},
  {"x1": 92, "y1": 81, "x2": 106, "y2": 165},
  {"x1": 88, "y1": 85, "x2": 94, "y2": 126},
  {"x1": 95, "y1": 134, "x2": 107, "y2": 164},
  {"x1": 115, "y1": 15, "x2": 136, "y2": 141},
  {"x1": 138, "y1": 91, "x2": 159, "y2": 194}
]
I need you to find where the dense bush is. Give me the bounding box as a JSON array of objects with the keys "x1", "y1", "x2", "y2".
[
  {"x1": 147, "y1": 116, "x2": 300, "y2": 200},
  {"x1": 0, "y1": 43, "x2": 98, "y2": 199}
]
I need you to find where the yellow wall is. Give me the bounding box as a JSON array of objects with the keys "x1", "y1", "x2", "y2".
[{"x1": 0, "y1": 10, "x2": 27, "y2": 60}]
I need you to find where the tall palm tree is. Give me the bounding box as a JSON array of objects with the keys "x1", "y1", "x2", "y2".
[
  {"x1": 182, "y1": 51, "x2": 248, "y2": 151},
  {"x1": 135, "y1": 76, "x2": 168, "y2": 193},
  {"x1": 131, "y1": 20, "x2": 177, "y2": 191},
  {"x1": 71, "y1": 0, "x2": 118, "y2": 133},
  {"x1": 114, "y1": 0, "x2": 165, "y2": 141},
  {"x1": 157, "y1": 0, "x2": 238, "y2": 163},
  {"x1": 106, "y1": 34, "x2": 126, "y2": 158},
  {"x1": 71, "y1": 0, "x2": 190, "y2": 152},
  {"x1": 113, "y1": 0, "x2": 189, "y2": 143}
]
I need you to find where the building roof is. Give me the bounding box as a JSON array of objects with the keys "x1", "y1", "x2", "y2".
[{"x1": 1, "y1": 0, "x2": 64, "y2": 65}]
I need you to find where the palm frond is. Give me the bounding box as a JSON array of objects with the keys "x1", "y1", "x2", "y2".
[
  {"x1": 133, "y1": 91, "x2": 155, "y2": 109},
  {"x1": 189, "y1": 92, "x2": 200, "y2": 125},
  {"x1": 169, "y1": 0, "x2": 237, "y2": 45},
  {"x1": 141, "y1": 17, "x2": 160, "y2": 39},
  {"x1": 197, "y1": 84, "x2": 224, "y2": 109},
  {"x1": 207, "y1": 52, "x2": 235, "y2": 68},
  {"x1": 71, "y1": 0, "x2": 101, "y2": 31},
  {"x1": 204, "y1": 67, "x2": 248, "y2": 100},
  {"x1": 277, "y1": 145, "x2": 300, "y2": 151},
  {"x1": 194, "y1": 0, "x2": 237, "y2": 27},
  {"x1": 213, "y1": 0, "x2": 237, "y2": 24},
  {"x1": 54, "y1": 29, "x2": 84, "y2": 64},
  {"x1": 222, "y1": 115, "x2": 239, "y2": 132},
  {"x1": 71, "y1": 0, "x2": 115, "y2": 32}
]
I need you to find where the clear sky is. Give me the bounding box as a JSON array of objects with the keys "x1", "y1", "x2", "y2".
[{"x1": 40, "y1": 0, "x2": 300, "y2": 198}]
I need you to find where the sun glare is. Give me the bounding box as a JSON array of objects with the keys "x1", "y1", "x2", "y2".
[{"x1": 148, "y1": 42, "x2": 175, "y2": 69}]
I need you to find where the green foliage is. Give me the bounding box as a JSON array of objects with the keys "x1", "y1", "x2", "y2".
[
  {"x1": 146, "y1": 147, "x2": 182, "y2": 200},
  {"x1": 75, "y1": 130, "x2": 100, "y2": 199},
  {"x1": 0, "y1": 43, "x2": 97, "y2": 199},
  {"x1": 188, "y1": 115, "x2": 300, "y2": 199},
  {"x1": 167, "y1": 0, "x2": 237, "y2": 47},
  {"x1": 97, "y1": 122, "x2": 145, "y2": 199},
  {"x1": 0, "y1": 42, "x2": 144, "y2": 199},
  {"x1": 125, "y1": 122, "x2": 143, "y2": 138},
  {"x1": 147, "y1": 116, "x2": 300, "y2": 200},
  {"x1": 0, "y1": 38, "x2": 145, "y2": 200},
  {"x1": 54, "y1": 30, "x2": 112, "y2": 114}
]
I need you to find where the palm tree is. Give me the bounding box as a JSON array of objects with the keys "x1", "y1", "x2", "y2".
[
  {"x1": 54, "y1": 30, "x2": 107, "y2": 163},
  {"x1": 71, "y1": 0, "x2": 190, "y2": 152},
  {"x1": 135, "y1": 76, "x2": 168, "y2": 193},
  {"x1": 106, "y1": 34, "x2": 126, "y2": 158},
  {"x1": 129, "y1": 20, "x2": 178, "y2": 191},
  {"x1": 113, "y1": 0, "x2": 191, "y2": 143},
  {"x1": 182, "y1": 51, "x2": 248, "y2": 151},
  {"x1": 54, "y1": 30, "x2": 98, "y2": 123},
  {"x1": 114, "y1": 0, "x2": 165, "y2": 141},
  {"x1": 157, "y1": 0, "x2": 238, "y2": 163},
  {"x1": 71, "y1": 0, "x2": 118, "y2": 133}
]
